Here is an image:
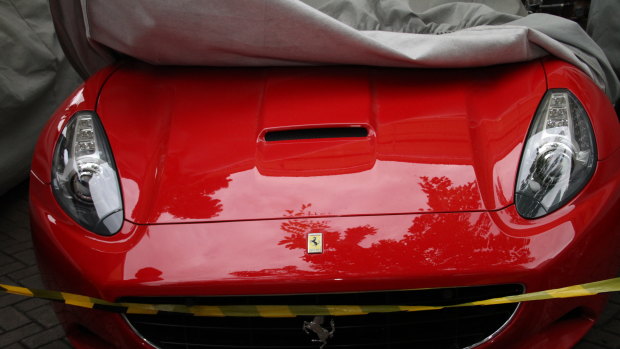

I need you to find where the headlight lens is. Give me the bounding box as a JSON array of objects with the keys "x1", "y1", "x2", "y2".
[
  {"x1": 515, "y1": 89, "x2": 596, "y2": 219},
  {"x1": 52, "y1": 111, "x2": 123, "y2": 235}
]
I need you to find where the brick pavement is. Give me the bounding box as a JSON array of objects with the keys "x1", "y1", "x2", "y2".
[
  {"x1": 0, "y1": 182, "x2": 71, "y2": 349},
  {"x1": 0, "y1": 181, "x2": 619, "y2": 348}
]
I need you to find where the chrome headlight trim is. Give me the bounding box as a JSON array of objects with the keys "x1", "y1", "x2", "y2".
[
  {"x1": 51, "y1": 111, "x2": 124, "y2": 235},
  {"x1": 515, "y1": 89, "x2": 597, "y2": 219}
]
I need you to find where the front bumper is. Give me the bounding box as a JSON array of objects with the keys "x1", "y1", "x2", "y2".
[{"x1": 29, "y1": 151, "x2": 620, "y2": 348}]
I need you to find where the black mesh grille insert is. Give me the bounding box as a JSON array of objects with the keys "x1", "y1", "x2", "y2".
[{"x1": 122, "y1": 284, "x2": 522, "y2": 349}]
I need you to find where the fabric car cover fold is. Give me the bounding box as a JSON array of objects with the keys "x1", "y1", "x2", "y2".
[{"x1": 52, "y1": 0, "x2": 620, "y2": 102}]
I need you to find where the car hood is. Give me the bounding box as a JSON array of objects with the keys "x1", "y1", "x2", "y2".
[{"x1": 97, "y1": 61, "x2": 546, "y2": 224}]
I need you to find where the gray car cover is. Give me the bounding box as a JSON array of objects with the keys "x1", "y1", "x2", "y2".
[
  {"x1": 0, "y1": 0, "x2": 81, "y2": 196},
  {"x1": 588, "y1": 1, "x2": 620, "y2": 82},
  {"x1": 65, "y1": 0, "x2": 619, "y2": 102}
]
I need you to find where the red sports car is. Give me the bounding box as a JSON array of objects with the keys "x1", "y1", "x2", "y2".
[
  {"x1": 29, "y1": 1, "x2": 620, "y2": 348},
  {"x1": 29, "y1": 56, "x2": 620, "y2": 348}
]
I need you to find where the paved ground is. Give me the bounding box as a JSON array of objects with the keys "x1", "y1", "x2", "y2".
[
  {"x1": 0, "y1": 181, "x2": 619, "y2": 348},
  {"x1": 0, "y1": 182, "x2": 71, "y2": 349}
]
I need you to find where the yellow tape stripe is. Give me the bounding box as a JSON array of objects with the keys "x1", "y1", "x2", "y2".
[
  {"x1": 399, "y1": 305, "x2": 445, "y2": 312},
  {"x1": 257, "y1": 305, "x2": 296, "y2": 318},
  {"x1": 190, "y1": 305, "x2": 226, "y2": 317},
  {"x1": 582, "y1": 277, "x2": 620, "y2": 293},
  {"x1": 327, "y1": 305, "x2": 366, "y2": 316},
  {"x1": 1, "y1": 284, "x2": 34, "y2": 297},
  {"x1": 2, "y1": 277, "x2": 620, "y2": 318},
  {"x1": 547, "y1": 285, "x2": 597, "y2": 298},
  {"x1": 61, "y1": 292, "x2": 95, "y2": 309},
  {"x1": 123, "y1": 303, "x2": 159, "y2": 315}
]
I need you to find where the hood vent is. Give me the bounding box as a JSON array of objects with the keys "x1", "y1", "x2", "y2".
[{"x1": 265, "y1": 127, "x2": 368, "y2": 142}]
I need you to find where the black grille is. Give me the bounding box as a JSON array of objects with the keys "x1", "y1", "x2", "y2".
[{"x1": 122, "y1": 284, "x2": 522, "y2": 349}]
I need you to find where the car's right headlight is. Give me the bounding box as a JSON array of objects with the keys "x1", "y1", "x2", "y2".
[
  {"x1": 51, "y1": 111, "x2": 124, "y2": 235},
  {"x1": 515, "y1": 89, "x2": 596, "y2": 219}
]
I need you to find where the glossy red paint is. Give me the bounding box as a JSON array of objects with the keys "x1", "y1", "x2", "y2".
[
  {"x1": 96, "y1": 61, "x2": 546, "y2": 224},
  {"x1": 30, "y1": 58, "x2": 620, "y2": 348}
]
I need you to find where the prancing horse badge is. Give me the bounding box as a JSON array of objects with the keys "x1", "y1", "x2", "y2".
[{"x1": 307, "y1": 233, "x2": 323, "y2": 254}]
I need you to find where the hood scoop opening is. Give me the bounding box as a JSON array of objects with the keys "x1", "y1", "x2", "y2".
[
  {"x1": 264, "y1": 127, "x2": 368, "y2": 142},
  {"x1": 257, "y1": 125, "x2": 375, "y2": 177}
]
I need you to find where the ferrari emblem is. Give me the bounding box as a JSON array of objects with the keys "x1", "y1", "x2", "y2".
[
  {"x1": 307, "y1": 233, "x2": 323, "y2": 254},
  {"x1": 303, "y1": 315, "x2": 335, "y2": 349}
]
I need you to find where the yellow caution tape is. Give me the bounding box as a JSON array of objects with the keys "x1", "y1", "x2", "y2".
[{"x1": 2, "y1": 277, "x2": 620, "y2": 317}]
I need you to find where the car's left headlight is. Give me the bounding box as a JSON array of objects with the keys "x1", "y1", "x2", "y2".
[
  {"x1": 51, "y1": 111, "x2": 123, "y2": 235},
  {"x1": 515, "y1": 89, "x2": 596, "y2": 219}
]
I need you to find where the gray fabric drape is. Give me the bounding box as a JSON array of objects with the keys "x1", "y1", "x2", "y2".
[
  {"x1": 587, "y1": 0, "x2": 620, "y2": 104},
  {"x1": 0, "y1": 0, "x2": 81, "y2": 195},
  {"x1": 79, "y1": 0, "x2": 618, "y2": 101}
]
